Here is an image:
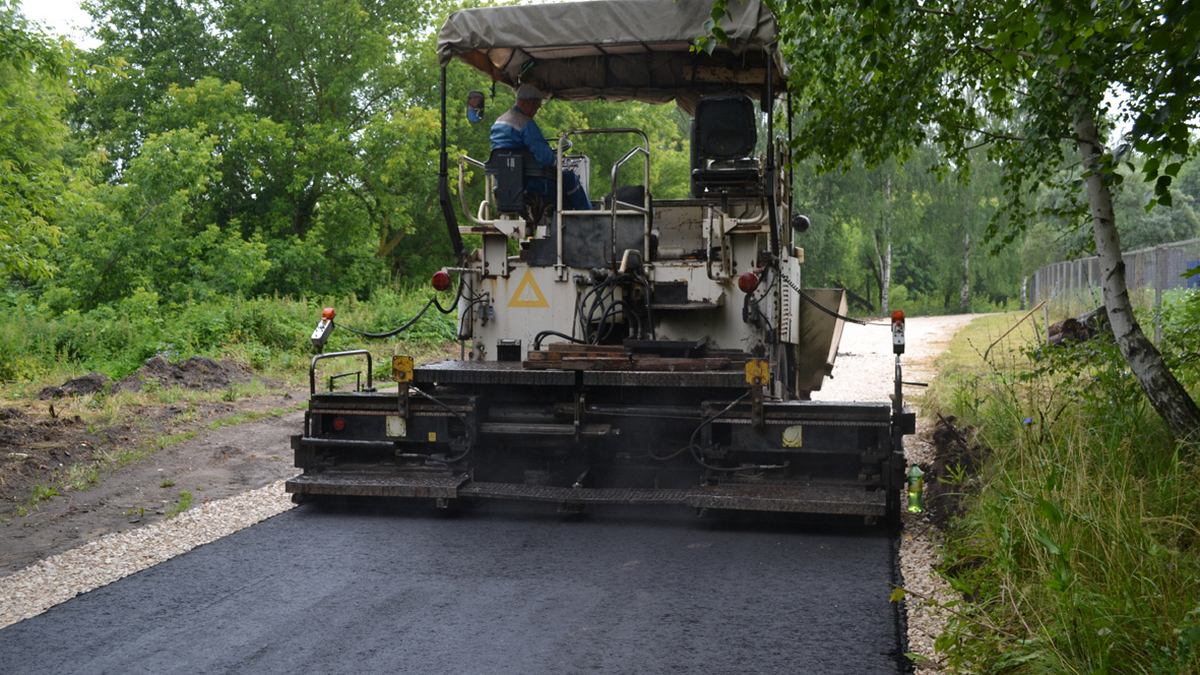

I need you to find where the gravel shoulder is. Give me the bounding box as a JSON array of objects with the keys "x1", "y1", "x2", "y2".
[{"x1": 814, "y1": 314, "x2": 985, "y2": 672}]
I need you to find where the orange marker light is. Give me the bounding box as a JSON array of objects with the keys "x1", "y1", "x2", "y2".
[
  {"x1": 892, "y1": 310, "x2": 905, "y2": 355},
  {"x1": 322, "y1": 307, "x2": 336, "y2": 320}
]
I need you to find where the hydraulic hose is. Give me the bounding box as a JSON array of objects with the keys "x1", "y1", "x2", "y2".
[{"x1": 339, "y1": 278, "x2": 467, "y2": 338}]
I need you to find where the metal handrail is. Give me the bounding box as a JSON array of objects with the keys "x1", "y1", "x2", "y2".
[
  {"x1": 705, "y1": 206, "x2": 732, "y2": 281},
  {"x1": 610, "y1": 145, "x2": 650, "y2": 268},
  {"x1": 458, "y1": 155, "x2": 492, "y2": 226},
  {"x1": 310, "y1": 350, "x2": 373, "y2": 394},
  {"x1": 555, "y1": 128, "x2": 651, "y2": 271}
]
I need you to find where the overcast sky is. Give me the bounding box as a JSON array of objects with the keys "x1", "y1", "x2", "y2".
[{"x1": 22, "y1": 0, "x2": 97, "y2": 48}]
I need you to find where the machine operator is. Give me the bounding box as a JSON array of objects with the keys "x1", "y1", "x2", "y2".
[{"x1": 490, "y1": 83, "x2": 592, "y2": 211}]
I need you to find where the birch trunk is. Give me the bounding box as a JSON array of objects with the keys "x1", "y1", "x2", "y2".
[
  {"x1": 1075, "y1": 107, "x2": 1200, "y2": 443},
  {"x1": 875, "y1": 174, "x2": 893, "y2": 316},
  {"x1": 960, "y1": 231, "x2": 970, "y2": 313}
]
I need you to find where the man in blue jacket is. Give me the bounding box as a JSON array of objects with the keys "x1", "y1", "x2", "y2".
[{"x1": 490, "y1": 83, "x2": 592, "y2": 211}]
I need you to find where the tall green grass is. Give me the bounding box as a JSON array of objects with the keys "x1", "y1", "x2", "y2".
[
  {"x1": 0, "y1": 284, "x2": 457, "y2": 387},
  {"x1": 927, "y1": 300, "x2": 1200, "y2": 673}
]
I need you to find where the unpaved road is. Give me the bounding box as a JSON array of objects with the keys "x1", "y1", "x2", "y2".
[{"x1": 0, "y1": 315, "x2": 980, "y2": 674}]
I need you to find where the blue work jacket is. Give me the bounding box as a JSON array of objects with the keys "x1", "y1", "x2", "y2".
[{"x1": 491, "y1": 106, "x2": 555, "y2": 193}]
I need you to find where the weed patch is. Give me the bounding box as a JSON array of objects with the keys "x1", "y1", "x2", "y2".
[{"x1": 165, "y1": 491, "x2": 192, "y2": 519}]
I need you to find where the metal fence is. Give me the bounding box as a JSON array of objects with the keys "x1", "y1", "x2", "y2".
[{"x1": 1029, "y1": 237, "x2": 1200, "y2": 340}]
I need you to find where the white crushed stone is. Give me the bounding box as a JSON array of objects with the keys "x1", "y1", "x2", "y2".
[
  {"x1": 814, "y1": 314, "x2": 984, "y2": 673},
  {"x1": 0, "y1": 478, "x2": 297, "y2": 629}
]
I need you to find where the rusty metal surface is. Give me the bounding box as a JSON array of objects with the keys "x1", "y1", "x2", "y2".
[
  {"x1": 415, "y1": 360, "x2": 576, "y2": 386},
  {"x1": 287, "y1": 472, "x2": 469, "y2": 498},
  {"x1": 478, "y1": 422, "x2": 613, "y2": 436},
  {"x1": 289, "y1": 471, "x2": 887, "y2": 515},
  {"x1": 686, "y1": 484, "x2": 888, "y2": 516},
  {"x1": 460, "y1": 481, "x2": 886, "y2": 516},
  {"x1": 458, "y1": 483, "x2": 687, "y2": 504},
  {"x1": 581, "y1": 370, "x2": 747, "y2": 388}
]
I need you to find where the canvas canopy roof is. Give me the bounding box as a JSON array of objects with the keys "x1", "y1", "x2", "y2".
[{"x1": 436, "y1": 0, "x2": 786, "y2": 111}]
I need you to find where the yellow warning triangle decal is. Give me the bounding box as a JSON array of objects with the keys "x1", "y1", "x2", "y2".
[{"x1": 508, "y1": 268, "x2": 550, "y2": 308}]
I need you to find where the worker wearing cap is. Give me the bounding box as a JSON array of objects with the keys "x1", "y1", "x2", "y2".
[{"x1": 490, "y1": 83, "x2": 592, "y2": 210}]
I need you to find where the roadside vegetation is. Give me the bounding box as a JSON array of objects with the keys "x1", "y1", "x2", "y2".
[
  {"x1": 922, "y1": 295, "x2": 1200, "y2": 673},
  {"x1": 0, "y1": 283, "x2": 456, "y2": 391}
]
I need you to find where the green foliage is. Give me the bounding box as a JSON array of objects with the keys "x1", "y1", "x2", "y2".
[
  {"x1": 0, "y1": 284, "x2": 454, "y2": 383},
  {"x1": 928, "y1": 307, "x2": 1200, "y2": 672},
  {"x1": 0, "y1": 1, "x2": 71, "y2": 279},
  {"x1": 47, "y1": 127, "x2": 271, "y2": 309},
  {"x1": 777, "y1": 0, "x2": 1200, "y2": 264}
]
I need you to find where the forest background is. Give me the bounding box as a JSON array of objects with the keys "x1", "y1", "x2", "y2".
[{"x1": 4, "y1": 0, "x2": 1200, "y2": 383}]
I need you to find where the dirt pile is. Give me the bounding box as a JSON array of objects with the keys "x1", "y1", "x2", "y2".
[
  {"x1": 113, "y1": 357, "x2": 255, "y2": 394},
  {"x1": 36, "y1": 373, "x2": 112, "y2": 400},
  {"x1": 926, "y1": 413, "x2": 990, "y2": 528}
]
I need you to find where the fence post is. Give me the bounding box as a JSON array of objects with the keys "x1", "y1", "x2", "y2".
[
  {"x1": 1021, "y1": 276, "x2": 1028, "y2": 310},
  {"x1": 1155, "y1": 245, "x2": 1167, "y2": 344}
]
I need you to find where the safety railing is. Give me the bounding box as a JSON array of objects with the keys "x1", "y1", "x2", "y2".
[
  {"x1": 556, "y1": 128, "x2": 651, "y2": 272},
  {"x1": 310, "y1": 350, "x2": 373, "y2": 394}
]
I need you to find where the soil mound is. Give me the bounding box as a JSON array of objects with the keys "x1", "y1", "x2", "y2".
[
  {"x1": 37, "y1": 373, "x2": 113, "y2": 400},
  {"x1": 926, "y1": 413, "x2": 989, "y2": 528},
  {"x1": 113, "y1": 357, "x2": 254, "y2": 394}
]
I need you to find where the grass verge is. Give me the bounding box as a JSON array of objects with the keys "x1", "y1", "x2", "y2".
[{"x1": 923, "y1": 303, "x2": 1200, "y2": 673}]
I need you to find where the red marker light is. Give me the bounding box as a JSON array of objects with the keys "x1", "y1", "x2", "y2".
[
  {"x1": 322, "y1": 307, "x2": 336, "y2": 320},
  {"x1": 892, "y1": 310, "x2": 905, "y2": 355},
  {"x1": 431, "y1": 270, "x2": 452, "y2": 292},
  {"x1": 738, "y1": 271, "x2": 760, "y2": 294},
  {"x1": 332, "y1": 417, "x2": 346, "y2": 431}
]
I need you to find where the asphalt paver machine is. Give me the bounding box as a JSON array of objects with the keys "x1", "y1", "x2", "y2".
[{"x1": 288, "y1": 0, "x2": 916, "y2": 522}]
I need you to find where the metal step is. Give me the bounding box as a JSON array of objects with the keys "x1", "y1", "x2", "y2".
[
  {"x1": 287, "y1": 472, "x2": 469, "y2": 498},
  {"x1": 478, "y1": 423, "x2": 612, "y2": 436},
  {"x1": 459, "y1": 483, "x2": 683, "y2": 505},
  {"x1": 287, "y1": 472, "x2": 886, "y2": 516}
]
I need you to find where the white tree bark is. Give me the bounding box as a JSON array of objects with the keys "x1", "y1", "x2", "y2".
[
  {"x1": 960, "y1": 231, "x2": 970, "y2": 313},
  {"x1": 1075, "y1": 107, "x2": 1200, "y2": 443},
  {"x1": 874, "y1": 174, "x2": 893, "y2": 316}
]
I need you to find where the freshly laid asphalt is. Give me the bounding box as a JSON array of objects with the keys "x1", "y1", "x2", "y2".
[{"x1": 0, "y1": 501, "x2": 910, "y2": 675}]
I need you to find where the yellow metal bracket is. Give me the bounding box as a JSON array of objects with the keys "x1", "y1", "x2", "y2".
[
  {"x1": 392, "y1": 355, "x2": 414, "y2": 383},
  {"x1": 745, "y1": 359, "x2": 769, "y2": 386}
]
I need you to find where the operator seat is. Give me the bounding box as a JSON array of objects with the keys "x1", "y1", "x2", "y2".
[
  {"x1": 484, "y1": 148, "x2": 554, "y2": 218},
  {"x1": 690, "y1": 94, "x2": 761, "y2": 199}
]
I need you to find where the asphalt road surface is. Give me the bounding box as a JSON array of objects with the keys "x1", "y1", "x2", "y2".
[{"x1": 0, "y1": 502, "x2": 909, "y2": 675}]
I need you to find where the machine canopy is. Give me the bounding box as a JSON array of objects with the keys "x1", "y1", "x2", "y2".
[{"x1": 436, "y1": 0, "x2": 786, "y2": 112}]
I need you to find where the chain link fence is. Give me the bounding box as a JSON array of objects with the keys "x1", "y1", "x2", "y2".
[{"x1": 1028, "y1": 237, "x2": 1200, "y2": 341}]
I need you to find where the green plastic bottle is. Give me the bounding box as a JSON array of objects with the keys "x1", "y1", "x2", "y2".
[{"x1": 907, "y1": 464, "x2": 924, "y2": 513}]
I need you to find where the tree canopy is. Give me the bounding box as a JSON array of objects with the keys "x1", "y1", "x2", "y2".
[{"x1": 744, "y1": 0, "x2": 1200, "y2": 438}]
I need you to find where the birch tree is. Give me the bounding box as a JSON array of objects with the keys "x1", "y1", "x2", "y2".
[{"x1": 742, "y1": 0, "x2": 1200, "y2": 441}]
